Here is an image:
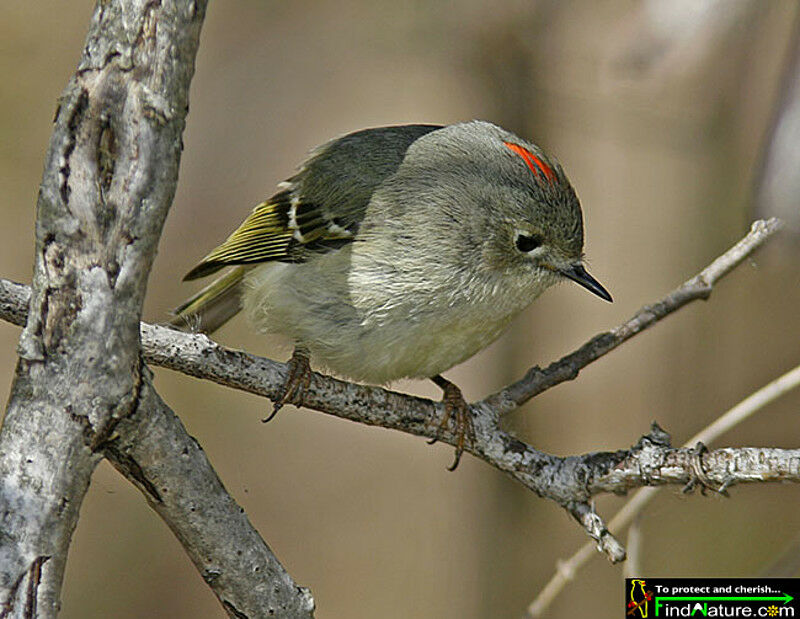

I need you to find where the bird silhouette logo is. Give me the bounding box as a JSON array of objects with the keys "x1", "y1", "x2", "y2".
[{"x1": 627, "y1": 579, "x2": 654, "y2": 617}]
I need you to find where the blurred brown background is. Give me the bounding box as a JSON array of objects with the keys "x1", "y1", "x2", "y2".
[{"x1": 2, "y1": 1, "x2": 799, "y2": 617}]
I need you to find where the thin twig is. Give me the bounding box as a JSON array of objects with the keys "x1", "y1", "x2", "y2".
[
  {"x1": 689, "y1": 363, "x2": 800, "y2": 447},
  {"x1": 525, "y1": 361, "x2": 800, "y2": 618},
  {"x1": 623, "y1": 519, "x2": 642, "y2": 580},
  {"x1": 484, "y1": 218, "x2": 783, "y2": 413}
]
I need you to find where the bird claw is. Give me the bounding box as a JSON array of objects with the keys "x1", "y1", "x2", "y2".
[
  {"x1": 428, "y1": 375, "x2": 476, "y2": 471},
  {"x1": 264, "y1": 348, "x2": 312, "y2": 422}
]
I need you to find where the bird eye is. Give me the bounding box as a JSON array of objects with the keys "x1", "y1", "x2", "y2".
[{"x1": 515, "y1": 233, "x2": 542, "y2": 253}]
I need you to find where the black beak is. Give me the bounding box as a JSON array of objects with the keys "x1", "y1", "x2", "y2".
[{"x1": 561, "y1": 264, "x2": 612, "y2": 302}]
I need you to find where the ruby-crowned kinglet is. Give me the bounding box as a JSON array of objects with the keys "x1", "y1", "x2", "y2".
[{"x1": 174, "y1": 121, "x2": 611, "y2": 469}]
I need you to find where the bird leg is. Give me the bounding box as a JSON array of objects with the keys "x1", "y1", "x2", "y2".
[
  {"x1": 427, "y1": 374, "x2": 476, "y2": 471},
  {"x1": 264, "y1": 346, "x2": 312, "y2": 422}
]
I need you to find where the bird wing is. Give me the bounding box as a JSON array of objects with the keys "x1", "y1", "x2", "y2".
[
  {"x1": 183, "y1": 190, "x2": 306, "y2": 280},
  {"x1": 182, "y1": 124, "x2": 442, "y2": 281}
]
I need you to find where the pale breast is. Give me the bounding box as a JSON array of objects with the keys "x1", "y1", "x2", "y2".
[
  {"x1": 242, "y1": 249, "x2": 544, "y2": 384},
  {"x1": 319, "y1": 306, "x2": 516, "y2": 383}
]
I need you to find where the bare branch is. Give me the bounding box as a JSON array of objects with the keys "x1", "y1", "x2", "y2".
[
  {"x1": 0, "y1": 280, "x2": 315, "y2": 616},
  {"x1": 105, "y1": 374, "x2": 315, "y2": 618},
  {"x1": 526, "y1": 361, "x2": 800, "y2": 618},
  {"x1": 591, "y1": 434, "x2": 800, "y2": 495},
  {"x1": 483, "y1": 218, "x2": 783, "y2": 413},
  {"x1": 0, "y1": 220, "x2": 791, "y2": 565},
  {"x1": 623, "y1": 519, "x2": 643, "y2": 580},
  {"x1": 0, "y1": 0, "x2": 213, "y2": 615}
]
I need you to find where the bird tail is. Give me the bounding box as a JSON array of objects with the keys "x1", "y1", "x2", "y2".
[{"x1": 170, "y1": 266, "x2": 246, "y2": 334}]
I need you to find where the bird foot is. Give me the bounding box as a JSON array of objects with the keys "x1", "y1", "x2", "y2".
[
  {"x1": 427, "y1": 375, "x2": 476, "y2": 471},
  {"x1": 264, "y1": 348, "x2": 312, "y2": 422}
]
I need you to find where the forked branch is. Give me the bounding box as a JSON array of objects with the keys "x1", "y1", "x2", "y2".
[{"x1": 0, "y1": 218, "x2": 791, "y2": 562}]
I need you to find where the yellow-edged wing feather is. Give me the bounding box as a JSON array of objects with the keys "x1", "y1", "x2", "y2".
[
  {"x1": 174, "y1": 124, "x2": 444, "y2": 332},
  {"x1": 172, "y1": 194, "x2": 351, "y2": 332},
  {"x1": 183, "y1": 199, "x2": 295, "y2": 281}
]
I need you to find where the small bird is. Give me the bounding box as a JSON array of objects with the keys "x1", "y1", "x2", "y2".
[{"x1": 173, "y1": 121, "x2": 611, "y2": 469}]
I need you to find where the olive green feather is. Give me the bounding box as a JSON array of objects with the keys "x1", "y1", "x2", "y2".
[
  {"x1": 172, "y1": 124, "x2": 444, "y2": 333},
  {"x1": 183, "y1": 198, "x2": 295, "y2": 281}
]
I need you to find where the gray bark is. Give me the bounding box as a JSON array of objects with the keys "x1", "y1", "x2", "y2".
[
  {"x1": 105, "y1": 374, "x2": 314, "y2": 617},
  {"x1": 0, "y1": 0, "x2": 794, "y2": 614},
  {"x1": 0, "y1": 2, "x2": 312, "y2": 617},
  {"x1": 0, "y1": 0, "x2": 204, "y2": 612},
  {"x1": 1, "y1": 219, "x2": 793, "y2": 569}
]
